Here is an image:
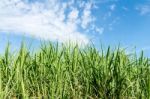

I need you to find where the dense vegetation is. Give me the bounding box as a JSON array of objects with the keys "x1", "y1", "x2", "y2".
[{"x1": 0, "y1": 42, "x2": 150, "y2": 99}]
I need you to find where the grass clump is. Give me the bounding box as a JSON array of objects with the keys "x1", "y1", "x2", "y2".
[{"x1": 0, "y1": 42, "x2": 150, "y2": 99}]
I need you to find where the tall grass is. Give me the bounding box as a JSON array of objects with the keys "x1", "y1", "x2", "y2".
[{"x1": 0, "y1": 42, "x2": 150, "y2": 98}]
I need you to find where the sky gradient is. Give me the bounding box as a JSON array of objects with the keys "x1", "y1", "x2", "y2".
[{"x1": 0, "y1": 0, "x2": 150, "y2": 55}]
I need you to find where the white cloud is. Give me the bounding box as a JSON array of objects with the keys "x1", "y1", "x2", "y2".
[
  {"x1": 90, "y1": 24, "x2": 104, "y2": 35},
  {"x1": 95, "y1": 27, "x2": 104, "y2": 34},
  {"x1": 81, "y1": 2, "x2": 94, "y2": 29},
  {"x1": 136, "y1": 4, "x2": 150, "y2": 15},
  {"x1": 68, "y1": 8, "x2": 79, "y2": 22},
  {"x1": 0, "y1": 0, "x2": 99, "y2": 45},
  {"x1": 110, "y1": 4, "x2": 116, "y2": 11}
]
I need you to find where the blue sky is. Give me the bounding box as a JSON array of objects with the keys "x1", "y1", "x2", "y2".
[{"x1": 0, "y1": 0, "x2": 150, "y2": 55}]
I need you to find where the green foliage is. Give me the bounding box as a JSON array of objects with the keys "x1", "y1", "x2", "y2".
[{"x1": 0, "y1": 42, "x2": 150, "y2": 99}]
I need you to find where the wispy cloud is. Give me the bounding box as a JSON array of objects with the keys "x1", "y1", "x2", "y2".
[
  {"x1": 108, "y1": 17, "x2": 120, "y2": 31},
  {"x1": 122, "y1": 6, "x2": 128, "y2": 11},
  {"x1": 136, "y1": 4, "x2": 150, "y2": 15},
  {"x1": 110, "y1": 4, "x2": 116, "y2": 11},
  {"x1": 0, "y1": 0, "x2": 99, "y2": 45}
]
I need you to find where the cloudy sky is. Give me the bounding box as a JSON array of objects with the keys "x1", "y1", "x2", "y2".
[{"x1": 0, "y1": 0, "x2": 150, "y2": 55}]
